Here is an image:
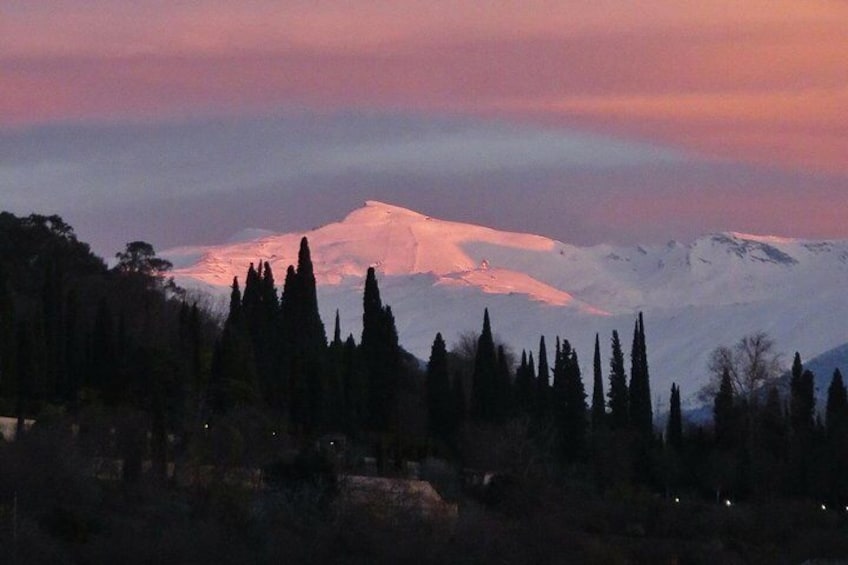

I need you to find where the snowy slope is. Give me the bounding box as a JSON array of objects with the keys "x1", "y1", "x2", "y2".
[{"x1": 166, "y1": 201, "x2": 848, "y2": 409}]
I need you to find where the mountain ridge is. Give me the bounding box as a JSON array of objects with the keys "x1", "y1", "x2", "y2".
[{"x1": 165, "y1": 201, "x2": 848, "y2": 408}]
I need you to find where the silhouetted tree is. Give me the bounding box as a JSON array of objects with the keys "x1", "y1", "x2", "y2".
[
  {"x1": 629, "y1": 313, "x2": 652, "y2": 436},
  {"x1": 561, "y1": 344, "x2": 587, "y2": 460},
  {"x1": 426, "y1": 332, "x2": 452, "y2": 440},
  {"x1": 514, "y1": 350, "x2": 534, "y2": 413},
  {"x1": 826, "y1": 368, "x2": 848, "y2": 437},
  {"x1": 667, "y1": 383, "x2": 682, "y2": 450},
  {"x1": 789, "y1": 352, "x2": 815, "y2": 436},
  {"x1": 591, "y1": 333, "x2": 605, "y2": 431},
  {"x1": 714, "y1": 368, "x2": 735, "y2": 449},
  {"x1": 361, "y1": 267, "x2": 400, "y2": 431},
  {"x1": 470, "y1": 309, "x2": 499, "y2": 423},
  {"x1": 537, "y1": 335, "x2": 550, "y2": 418},
  {"x1": 607, "y1": 330, "x2": 628, "y2": 430}
]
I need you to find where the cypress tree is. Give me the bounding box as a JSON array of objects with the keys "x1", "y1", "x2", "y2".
[
  {"x1": 553, "y1": 338, "x2": 571, "y2": 413},
  {"x1": 789, "y1": 354, "x2": 815, "y2": 436},
  {"x1": 667, "y1": 383, "x2": 682, "y2": 449},
  {"x1": 552, "y1": 337, "x2": 564, "y2": 392},
  {"x1": 242, "y1": 262, "x2": 261, "y2": 338},
  {"x1": 341, "y1": 333, "x2": 362, "y2": 434},
  {"x1": 826, "y1": 368, "x2": 848, "y2": 437},
  {"x1": 295, "y1": 237, "x2": 327, "y2": 352},
  {"x1": 790, "y1": 352, "x2": 803, "y2": 385},
  {"x1": 561, "y1": 347, "x2": 587, "y2": 460},
  {"x1": 789, "y1": 353, "x2": 806, "y2": 431},
  {"x1": 210, "y1": 277, "x2": 258, "y2": 412},
  {"x1": 276, "y1": 239, "x2": 328, "y2": 430},
  {"x1": 255, "y1": 261, "x2": 279, "y2": 407},
  {"x1": 361, "y1": 266, "x2": 382, "y2": 356},
  {"x1": 629, "y1": 313, "x2": 653, "y2": 436},
  {"x1": 228, "y1": 276, "x2": 242, "y2": 325},
  {"x1": 361, "y1": 267, "x2": 400, "y2": 431},
  {"x1": 332, "y1": 309, "x2": 342, "y2": 347},
  {"x1": 470, "y1": 309, "x2": 498, "y2": 422},
  {"x1": 514, "y1": 350, "x2": 534, "y2": 413},
  {"x1": 426, "y1": 333, "x2": 452, "y2": 440},
  {"x1": 714, "y1": 368, "x2": 735, "y2": 449},
  {"x1": 826, "y1": 368, "x2": 848, "y2": 500},
  {"x1": 591, "y1": 333, "x2": 605, "y2": 431},
  {"x1": 260, "y1": 261, "x2": 278, "y2": 320},
  {"x1": 607, "y1": 330, "x2": 628, "y2": 430},
  {"x1": 538, "y1": 336, "x2": 550, "y2": 391},
  {"x1": 536, "y1": 336, "x2": 551, "y2": 419}
]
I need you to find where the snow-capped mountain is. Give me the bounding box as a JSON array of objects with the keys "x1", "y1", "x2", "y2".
[{"x1": 165, "y1": 201, "x2": 848, "y2": 410}]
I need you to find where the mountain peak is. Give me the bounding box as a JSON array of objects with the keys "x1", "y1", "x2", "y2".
[
  {"x1": 342, "y1": 200, "x2": 429, "y2": 222},
  {"x1": 169, "y1": 201, "x2": 597, "y2": 310},
  {"x1": 363, "y1": 200, "x2": 422, "y2": 214}
]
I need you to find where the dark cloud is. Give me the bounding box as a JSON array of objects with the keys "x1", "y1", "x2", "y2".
[{"x1": 2, "y1": 113, "x2": 846, "y2": 258}]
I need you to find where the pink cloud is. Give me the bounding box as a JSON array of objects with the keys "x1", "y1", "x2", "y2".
[{"x1": 2, "y1": 1, "x2": 847, "y2": 174}]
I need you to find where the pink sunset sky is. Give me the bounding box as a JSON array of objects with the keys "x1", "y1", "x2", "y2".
[{"x1": 2, "y1": 1, "x2": 847, "y2": 255}]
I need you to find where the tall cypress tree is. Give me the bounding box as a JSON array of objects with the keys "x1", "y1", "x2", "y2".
[
  {"x1": 210, "y1": 277, "x2": 258, "y2": 412},
  {"x1": 607, "y1": 330, "x2": 628, "y2": 430},
  {"x1": 242, "y1": 262, "x2": 261, "y2": 338},
  {"x1": 514, "y1": 350, "x2": 534, "y2": 413},
  {"x1": 591, "y1": 333, "x2": 605, "y2": 431},
  {"x1": 361, "y1": 267, "x2": 382, "y2": 352},
  {"x1": 536, "y1": 336, "x2": 551, "y2": 420},
  {"x1": 561, "y1": 347, "x2": 587, "y2": 460},
  {"x1": 361, "y1": 267, "x2": 400, "y2": 431},
  {"x1": 295, "y1": 237, "x2": 327, "y2": 353},
  {"x1": 826, "y1": 368, "x2": 848, "y2": 437},
  {"x1": 790, "y1": 363, "x2": 816, "y2": 437},
  {"x1": 714, "y1": 368, "x2": 735, "y2": 449},
  {"x1": 470, "y1": 309, "x2": 498, "y2": 423},
  {"x1": 256, "y1": 261, "x2": 279, "y2": 408},
  {"x1": 341, "y1": 333, "x2": 362, "y2": 434},
  {"x1": 228, "y1": 276, "x2": 242, "y2": 325},
  {"x1": 825, "y1": 368, "x2": 848, "y2": 500},
  {"x1": 276, "y1": 239, "x2": 328, "y2": 430},
  {"x1": 629, "y1": 313, "x2": 653, "y2": 436},
  {"x1": 332, "y1": 310, "x2": 342, "y2": 347},
  {"x1": 426, "y1": 332, "x2": 452, "y2": 440},
  {"x1": 553, "y1": 339, "x2": 571, "y2": 419},
  {"x1": 667, "y1": 383, "x2": 682, "y2": 449}
]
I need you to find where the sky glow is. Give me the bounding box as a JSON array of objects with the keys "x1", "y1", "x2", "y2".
[{"x1": 1, "y1": 1, "x2": 846, "y2": 254}]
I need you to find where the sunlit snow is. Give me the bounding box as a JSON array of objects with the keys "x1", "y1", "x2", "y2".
[{"x1": 166, "y1": 201, "x2": 848, "y2": 409}]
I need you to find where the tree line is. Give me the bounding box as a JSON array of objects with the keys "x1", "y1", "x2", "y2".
[{"x1": 1, "y1": 211, "x2": 846, "y2": 505}]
